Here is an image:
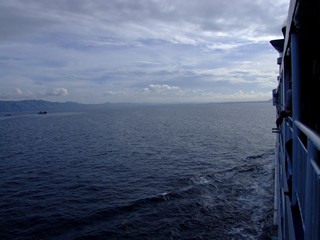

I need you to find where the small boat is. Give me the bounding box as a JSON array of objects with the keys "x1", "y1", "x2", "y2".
[{"x1": 37, "y1": 111, "x2": 47, "y2": 114}]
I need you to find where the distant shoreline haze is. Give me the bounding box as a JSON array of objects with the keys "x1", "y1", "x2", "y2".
[
  {"x1": 0, "y1": 99, "x2": 272, "y2": 113},
  {"x1": 0, "y1": 100, "x2": 113, "y2": 112}
]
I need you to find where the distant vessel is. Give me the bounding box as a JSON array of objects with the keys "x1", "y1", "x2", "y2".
[
  {"x1": 38, "y1": 111, "x2": 47, "y2": 114},
  {"x1": 271, "y1": 0, "x2": 320, "y2": 239}
]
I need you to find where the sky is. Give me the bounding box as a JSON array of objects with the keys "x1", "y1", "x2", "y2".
[{"x1": 0, "y1": 0, "x2": 288, "y2": 104}]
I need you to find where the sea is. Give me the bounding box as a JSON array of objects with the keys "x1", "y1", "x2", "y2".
[{"x1": 0, "y1": 102, "x2": 276, "y2": 240}]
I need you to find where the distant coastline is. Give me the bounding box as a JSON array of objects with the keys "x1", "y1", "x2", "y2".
[
  {"x1": 0, "y1": 100, "x2": 110, "y2": 112},
  {"x1": 0, "y1": 99, "x2": 272, "y2": 112}
]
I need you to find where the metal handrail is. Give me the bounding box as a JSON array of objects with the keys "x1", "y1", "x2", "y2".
[{"x1": 294, "y1": 120, "x2": 320, "y2": 151}]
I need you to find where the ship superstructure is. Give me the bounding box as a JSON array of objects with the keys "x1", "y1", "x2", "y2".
[{"x1": 271, "y1": 0, "x2": 320, "y2": 239}]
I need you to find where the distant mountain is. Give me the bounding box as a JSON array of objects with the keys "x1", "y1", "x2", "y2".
[{"x1": 0, "y1": 100, "x2": 113, "y2": 112}]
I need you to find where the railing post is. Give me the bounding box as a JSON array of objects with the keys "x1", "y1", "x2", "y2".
[{"x1": 304, "y1": 140, "x2": 317, "y2": 240}]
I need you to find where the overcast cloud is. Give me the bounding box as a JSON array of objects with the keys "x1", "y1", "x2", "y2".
[{"x1": 0, "y1": 0, "x2": 288, "y2": 103}]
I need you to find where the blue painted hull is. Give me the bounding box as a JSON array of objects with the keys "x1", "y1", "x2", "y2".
[{"x1": 271, "y1": 0, "x2": 320, "y2": 239}]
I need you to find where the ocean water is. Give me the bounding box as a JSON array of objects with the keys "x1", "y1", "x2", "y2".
[{"x1": 0, "y1": 102, "x2": 276, "y2": 240}]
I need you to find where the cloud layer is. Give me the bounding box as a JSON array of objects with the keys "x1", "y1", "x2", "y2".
[{"x1": 0, "y1": 0, "x2": 288, "y2": 103}]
